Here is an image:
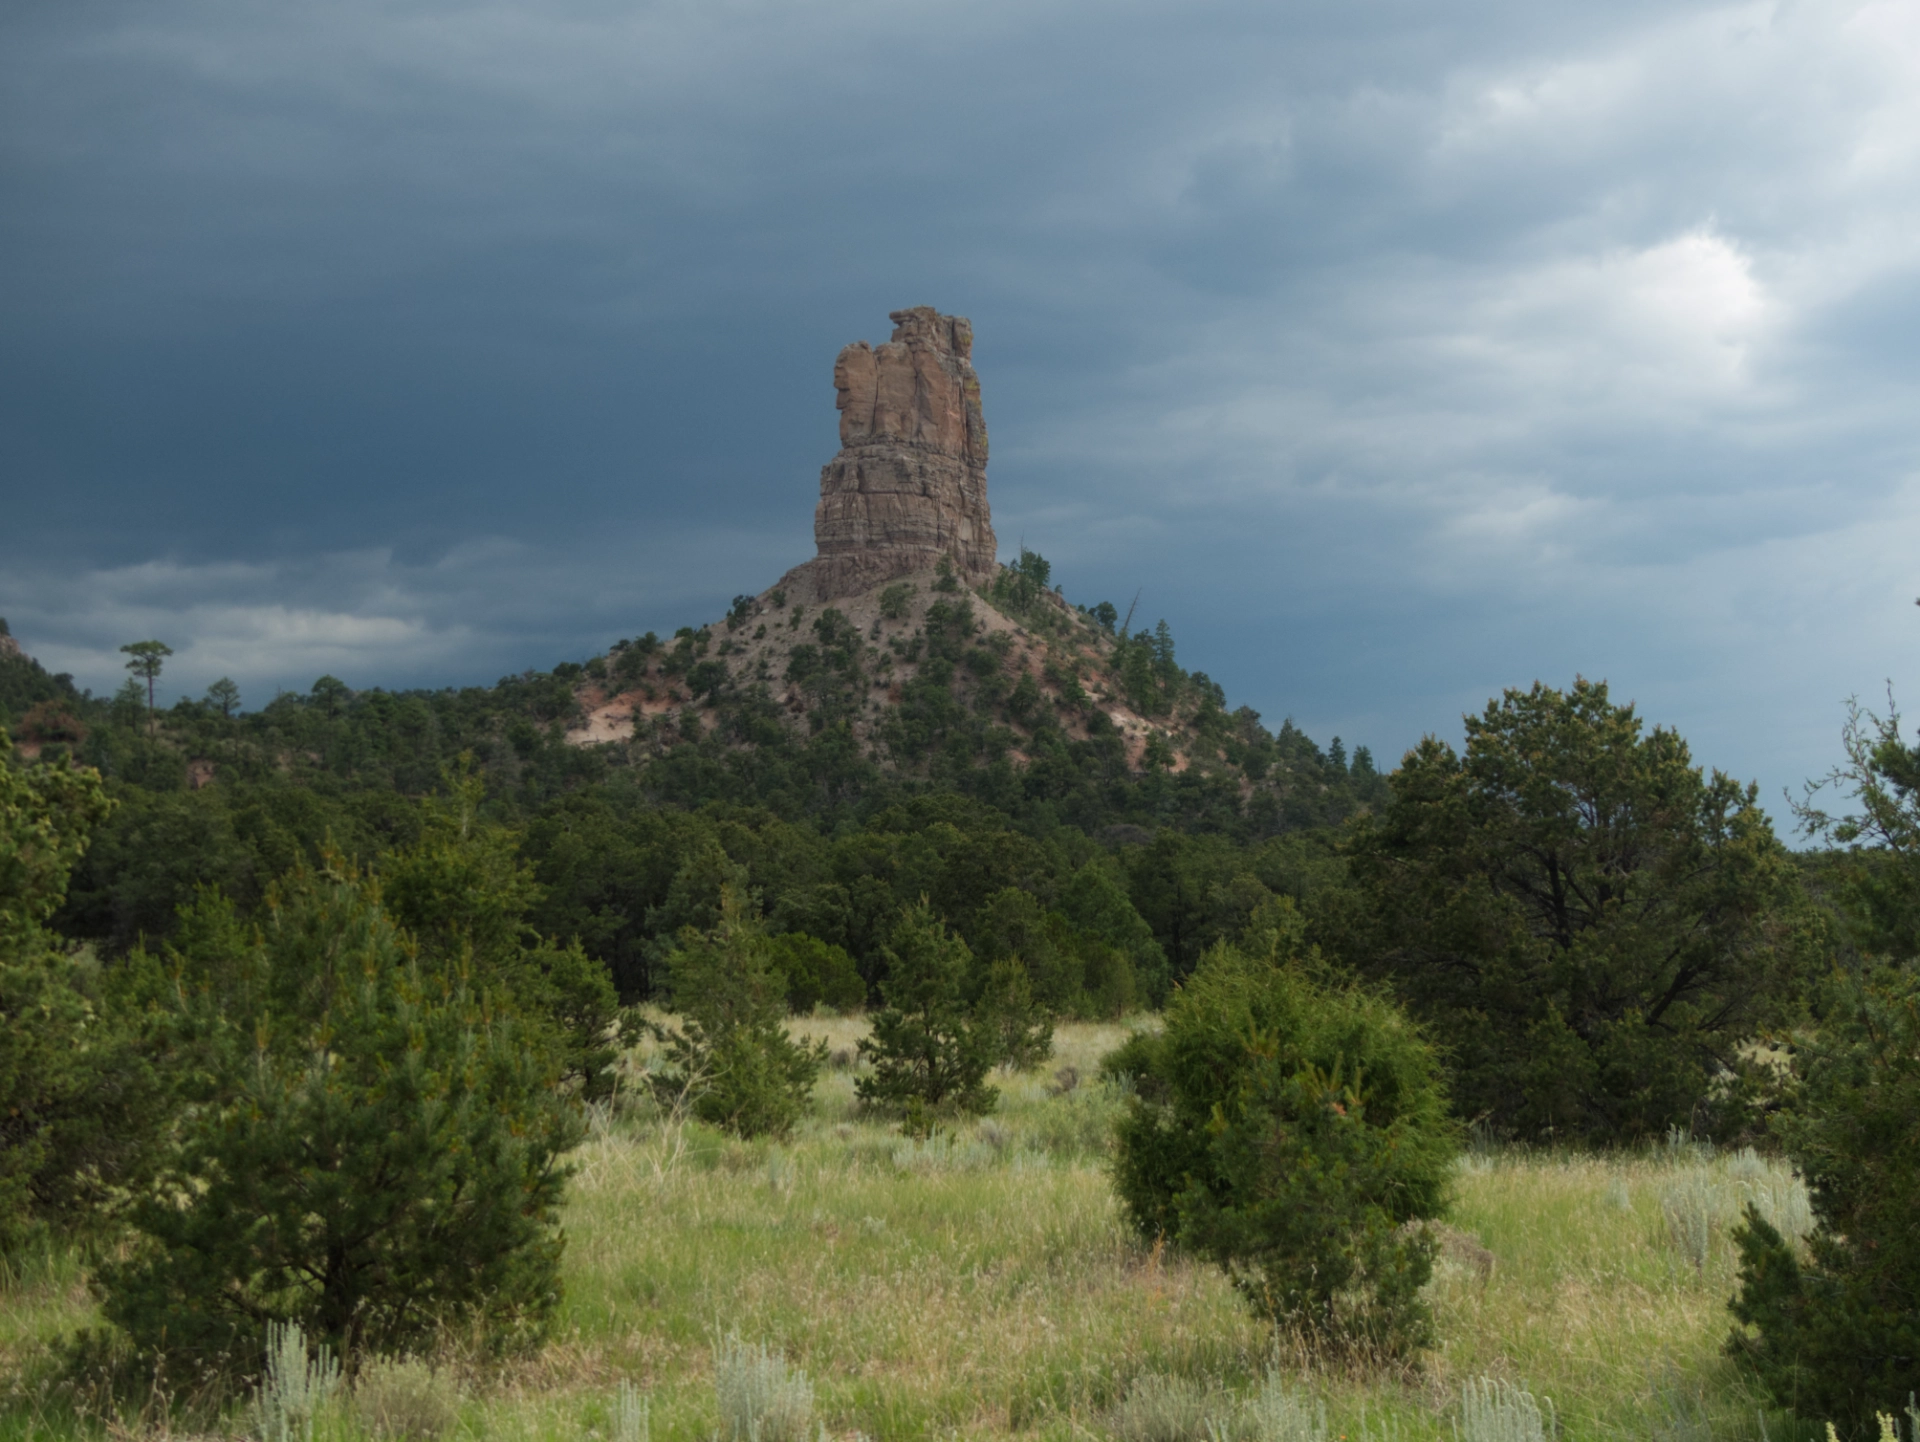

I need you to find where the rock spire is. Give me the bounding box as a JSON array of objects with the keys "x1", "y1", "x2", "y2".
[{"x1": 780, "y1": 307, "x2": 997, "y2": 602}]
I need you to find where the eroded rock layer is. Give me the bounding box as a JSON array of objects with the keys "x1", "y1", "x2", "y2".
[{"x1": 782, "y1": 307, "x2": 997, "y2": 602}]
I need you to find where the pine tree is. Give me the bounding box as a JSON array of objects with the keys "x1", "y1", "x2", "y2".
[
  {"x1": 1728, "y1": 698, "x2": 1920, "y2": 1428},
  {"x1": 205, "y1": 677, "x2": 242, "y2": 718},
  {"x1": 974, "y1": 958, "x2": 1053, "y2": 1072},
  {"x1": 97, "y1": 862, "x2": 582, "y2": 1370},
  {"x1": 118, "y1": 640, "x2": 172, "y2": 734},
  {"x1": 656, "y1": 887, "x2": 824, "y2": 1138},
  {"x1": 857, "y1": 903, "x2": 996, "y2": 1117},
  {"x1": 382, "y1": 765, "x2": 629, "y2": 1098},
  {"x1": 1330, "y1": 678, "x2": 1808, "y2": 1143}
]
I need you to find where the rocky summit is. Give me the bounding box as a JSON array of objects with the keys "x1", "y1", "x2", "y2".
[
  {"x1": 558, "y1": 306, "x2": 1344, "y2": 814},
  {"x1": 565, "y1": 305, "x2": 1194, "y2": 766},
  {"x1": 779, "y1": 306, "x2": 997, "y2": 604}
]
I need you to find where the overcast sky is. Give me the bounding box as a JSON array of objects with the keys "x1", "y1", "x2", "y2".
[{"x1": 4, "y1": 0, "x2": 1918, "y2": 821}]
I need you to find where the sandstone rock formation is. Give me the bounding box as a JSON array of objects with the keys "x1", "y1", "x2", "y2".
[{"x1": 780, "y1": 307, "x2": 997, "y2": 601}]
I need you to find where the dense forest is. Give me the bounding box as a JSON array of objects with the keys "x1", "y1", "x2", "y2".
[{"x1": 0, "y1": 573, "x2": 1384, "y2": 1015}]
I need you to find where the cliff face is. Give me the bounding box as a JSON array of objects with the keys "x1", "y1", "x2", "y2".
[{"x1": 782, "y1": 307, "x2": 997, "y2": 602}]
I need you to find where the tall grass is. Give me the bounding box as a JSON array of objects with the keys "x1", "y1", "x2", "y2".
[
  {"x1": 1239, "y1": 1372, "x2": 1329, "y2": 1442},
  {"x1": 0, "y1": 1021, "x2": 1827, "y2": 1442},
  {"x1": 1107, "y1": 1373, "x2": 1231, "y2": 1442},
  {"x1": 350, "y1": 1357, "x2": 462, "y2": 1440},
  {"x1": 1454, "y1": 1378, "x2": 1549, "y2": 1442}
]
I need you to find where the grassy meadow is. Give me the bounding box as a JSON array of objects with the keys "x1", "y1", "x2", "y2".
[{"x1": 0, "y1": 1020, "x2": 1819, "y2": 1442}]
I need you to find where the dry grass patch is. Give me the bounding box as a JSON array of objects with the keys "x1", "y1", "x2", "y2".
[{"x1": 0, "y1": 1023, "x2": 1825, "y2": 1442}]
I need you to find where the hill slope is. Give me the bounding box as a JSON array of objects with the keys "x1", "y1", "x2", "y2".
[{"x1": 559, "y1": 552, "x2": 1385, "y2": 836}]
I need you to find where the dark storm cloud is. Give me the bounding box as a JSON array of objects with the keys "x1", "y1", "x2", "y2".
[{"x1": 3, "y1": 0, "x2": 1917, "y2": 810}]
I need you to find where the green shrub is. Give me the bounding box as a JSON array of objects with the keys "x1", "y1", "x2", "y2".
[
  {"x1": 767, "y1": 931, "x2": 866, "y2": 1013},
  {"x1": 974, "y1": 957, "x2": 1054, "y2": 1071},
  {"x1": 878, "y1": 583, "x2": 915, "y2": 621},
  {"x1": 1104, "y1": 907, "x2": 1455, "y2": 1356},
  {"x1": 0, "y1": 732, "x2": 166, "y2": 1254},
  {"x1": 1728, "y1": 966, "x2": 1920, "y2": 1431},
  {"x1": 656, "y1": 889, "x2": 825, "y2": 1139},
  {"x1": 857, "y1": 903, "x2": 997, "y2": 1117},
  {"x1": 96, "y1": 863, "x2": 582, "y2": 1370}
]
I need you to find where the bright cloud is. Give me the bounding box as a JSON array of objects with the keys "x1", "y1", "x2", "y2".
[{"x1": 1459, "y1": 227, "x2": 1774, "y2": 409}]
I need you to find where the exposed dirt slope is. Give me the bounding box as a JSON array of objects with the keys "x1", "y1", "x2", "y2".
[{"x1": 565, "y1": 566, "x2": 1226, "y2": 779}]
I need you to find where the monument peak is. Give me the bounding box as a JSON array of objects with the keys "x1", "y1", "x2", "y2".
[{"x1": 780, "y1": 306, "x2": 998, "y2": 601}]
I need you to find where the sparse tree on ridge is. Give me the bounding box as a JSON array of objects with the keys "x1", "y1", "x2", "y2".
[
  {"x1": 311, "y1": 675, "x2": 350, "y2": 719},
  {"x1": 205, "y1": 677, "x2": 241, "y2": 718},
  {"x1": 119, "y1": 640, "x2": 172, "y2": 734}
]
